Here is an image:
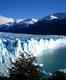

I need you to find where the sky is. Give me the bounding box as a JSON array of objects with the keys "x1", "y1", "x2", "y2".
[{"x1": 0, "y1": 0, "x2": 66, "y2": 19}]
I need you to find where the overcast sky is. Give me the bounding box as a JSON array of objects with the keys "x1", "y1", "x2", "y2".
[{"x1": 0, "y1": 0, "x2": 66, "y2": 19}]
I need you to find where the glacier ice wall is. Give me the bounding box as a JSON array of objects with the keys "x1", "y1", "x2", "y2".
[{"x1": 0, "y1": 33, "x2": 66, "y2": 77}]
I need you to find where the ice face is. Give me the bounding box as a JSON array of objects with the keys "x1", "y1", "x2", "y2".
[{"x1": 0, "y1": 33, "x2": 66, "y2": 77}]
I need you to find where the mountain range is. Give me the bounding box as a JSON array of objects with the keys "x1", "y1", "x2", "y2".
[{"x1": 0, "y1": 12, "x2": 66, "y2": 35}]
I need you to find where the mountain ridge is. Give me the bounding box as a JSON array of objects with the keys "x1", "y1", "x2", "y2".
[{"x1": 0, "y1": 12, "x2": 66, "y2": 35}]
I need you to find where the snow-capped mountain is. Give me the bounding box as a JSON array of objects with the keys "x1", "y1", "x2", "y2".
[
  {"x1": 31, "y1": 12, "x2": 66, "y2": 35},
  {"x1": 44, "y1": 12, "x2": 66, "y2": 20},
  {"x1": 44, "y1": 15, "x2": 58, "y2": 20},
  {"x1": 53, "y1": 12, "x2": 66, "y2": 19},
  {"x1": 0, "y1": 12, "x2": 66, "y2": 35},
  {"x1": 17, "y1": 18, "x2": 38, "y2": 24}
]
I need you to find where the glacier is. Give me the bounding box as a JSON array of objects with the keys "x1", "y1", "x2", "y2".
[{"x1": 0, "y1": 33, "x2": 66, "y2": 77}]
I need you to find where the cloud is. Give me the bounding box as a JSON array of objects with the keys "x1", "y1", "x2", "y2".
[{"x1": 0, "y1": 16, "x2": 14, "y2": 25}]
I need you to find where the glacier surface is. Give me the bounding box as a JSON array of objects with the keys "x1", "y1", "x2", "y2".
[{"x1": 0, "y1": 33, "x2": 66, "y2": 77}]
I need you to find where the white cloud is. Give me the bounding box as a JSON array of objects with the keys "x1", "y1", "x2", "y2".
[{"x1": 0, "y1": 16, "x2": 14, "y2": 25}]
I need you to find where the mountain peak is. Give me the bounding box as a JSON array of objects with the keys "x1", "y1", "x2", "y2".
[
  {"x1": 50, "y1": 15, "x2": 58, "y2": 20},
  {"x1": 17, "y1": 18, "x2": 38, "y2": 24},
  {"x1": 44, "y1": 12, "x2": 66, "y2": 20}
]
